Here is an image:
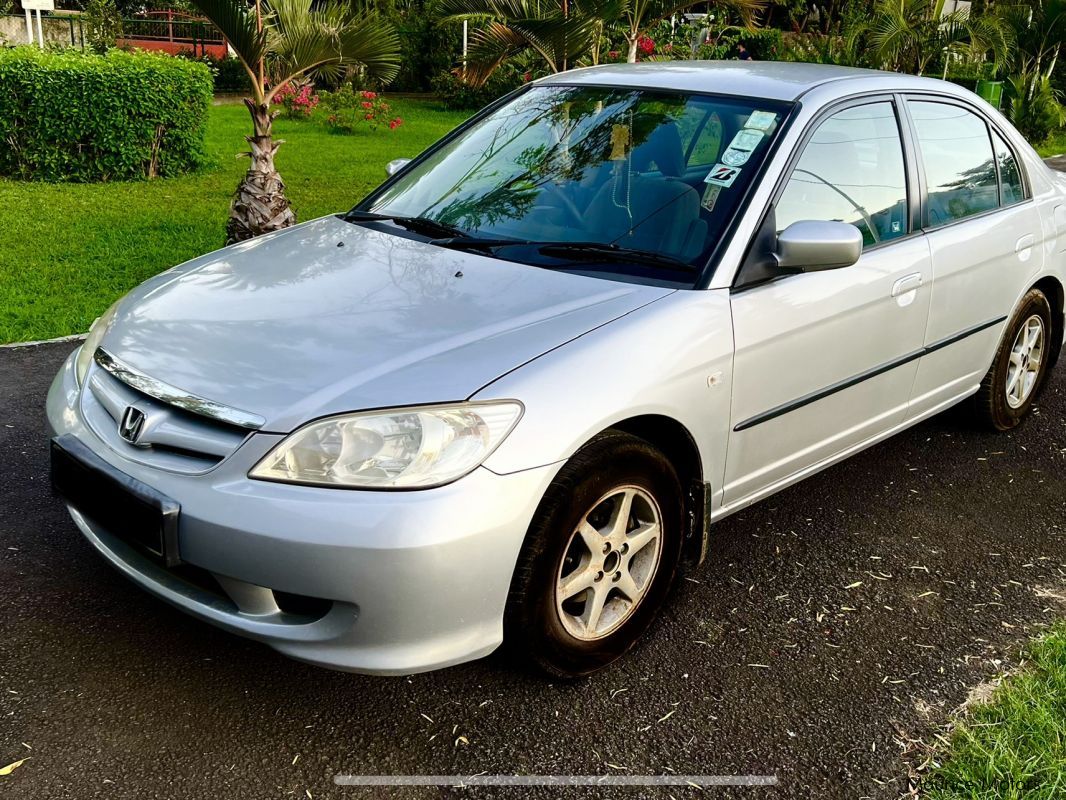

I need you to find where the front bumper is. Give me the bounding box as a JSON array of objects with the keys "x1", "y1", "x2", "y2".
[{"x1": 46, "y1": 350, "x2": 560, "y2": 675}]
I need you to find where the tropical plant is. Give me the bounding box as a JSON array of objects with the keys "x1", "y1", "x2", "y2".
[
  {"x1": 187, "y1": 0, "x2": 401, "y2": 242},
  {"x1": 441, "y1": 0, "x2": 763, "y2": 85},
  {"x1": 617, "y1": 0, "x2": 763, "y2": 63},
  {"x1": 995, "y1": 1, "x2": 1066, "y2": 81},
  {"x1": 844, "y1": 0, "x2": 1011, "y2": 76},
  {"x1": 1004, "y1": 73, "x2": 1064, "y2": 144},
  {"x1": 273, "y1": 81, "x2": 319, "y2": 118},
  {"x1": 320, "y1": 86, "x2": 404, "y2": 132},
  {"x1": 439, "y1": 0, "x2": 610, "y2": 84},
  {"x1": 84, "y1": 0, "x2": 124, "y2": 54}
]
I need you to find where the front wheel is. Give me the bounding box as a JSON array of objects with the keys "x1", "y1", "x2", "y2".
[
  {"x1": 505, "y1": 431, "x2": 684, "y2": 679},
  {"x1": 974, "y1": 288, "x2": 1054, "y2": 431}
]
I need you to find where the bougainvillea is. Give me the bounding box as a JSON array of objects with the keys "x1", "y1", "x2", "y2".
[
  {"x1": 319, "y1": 86, "x2": 404, "y2": 133},
  {"x1": 273, "y1": 82, "x2": 319, "y2": 119}
]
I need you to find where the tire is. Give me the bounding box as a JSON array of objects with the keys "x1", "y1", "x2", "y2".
[
  {"x1": 504, "y1": 430, "x2": 684, "y2": 679},
  {"x1": 973, "y1": 288, "x2": 1054, "y2": 431}
]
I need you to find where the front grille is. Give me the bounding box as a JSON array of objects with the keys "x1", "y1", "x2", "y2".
[{"x1": 82, "y1": 359, "x2": 253, "y2": 473}]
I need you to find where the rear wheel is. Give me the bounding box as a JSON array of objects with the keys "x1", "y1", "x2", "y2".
[
  {"x1": 974, "y1": 289, "x2": 1054, "y2": 431},
  {"x1": 505, "y1": 431, "x2": 684, "y2": 678}
]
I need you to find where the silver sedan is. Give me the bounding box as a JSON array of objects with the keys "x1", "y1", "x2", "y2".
[{"x1": 48, "y1": 62, "x2": 1066, "y2": 677}]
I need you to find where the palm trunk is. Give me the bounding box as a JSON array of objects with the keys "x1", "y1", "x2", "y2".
[
  {"x1": 226, "y1": 99, "x2": 296, "y2": 244},
  {"x1": 627, "y1": 34, "x2": 639, "y2": 63}
]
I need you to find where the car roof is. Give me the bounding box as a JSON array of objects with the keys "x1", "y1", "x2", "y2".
[{"x1": 536, "y1": 61, "x2": 953, "y2": 102}]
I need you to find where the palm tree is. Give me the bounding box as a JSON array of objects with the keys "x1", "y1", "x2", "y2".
[
  {"x1": 439, "y1": 0, "x2": 610, "y2": 85},
  {"x1": 995, "y1": 0, "x2": 1066, "y2": 81},
  {"x1": 189, "y1": 0, "x2": 401, "y2": 242},
  {"x1": 442, "y1": 0, "x2": 763, "y2": 82},
  {"x1": 845, "y1": 0, "x2": 1011, "y2": 76}
]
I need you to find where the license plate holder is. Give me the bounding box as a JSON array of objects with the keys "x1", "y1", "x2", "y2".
[{"x1": 50, "y1": 434, "x2": 181, "y2": 567}]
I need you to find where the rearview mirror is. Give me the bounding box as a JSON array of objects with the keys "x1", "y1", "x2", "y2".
[
  {"x1": 775, "y1": 221, "x2": 862, "y2": 272},
  {"x1": 385, "y1": 158, "x2": 411, "y2": 177}
]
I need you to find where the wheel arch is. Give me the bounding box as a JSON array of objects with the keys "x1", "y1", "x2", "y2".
[
  {"x1": 1032, "y1": 275, "x2": 1064, "y2": 370},
  {"x1": 606, "y1": 414, "x2": 710, "y2": 568}
]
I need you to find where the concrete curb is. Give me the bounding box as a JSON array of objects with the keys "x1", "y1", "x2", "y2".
[{"x1": 0, "y1": 333, "x2": 85, "y2": 350}]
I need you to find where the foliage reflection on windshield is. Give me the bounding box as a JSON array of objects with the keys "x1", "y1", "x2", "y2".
[{"x1": 364, "y1": 85, "x2": 788, "y2": 278}]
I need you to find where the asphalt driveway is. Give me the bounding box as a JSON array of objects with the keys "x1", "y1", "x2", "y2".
[{"x1": 2, "y1": 341, "x2": 1065, "y2": 799}]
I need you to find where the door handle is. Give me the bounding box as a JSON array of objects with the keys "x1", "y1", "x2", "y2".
[{"x1": 891, "y1": 273, "x2": 923, "y2": 297}]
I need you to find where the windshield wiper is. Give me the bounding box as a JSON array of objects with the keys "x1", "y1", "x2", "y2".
[
  {"x1": 344, "y1": 211, "x2": 466, "y2": 240},
  {"x1": 534, "y1": 242, "x2": 697, "y2": 273},
  {"x1": 430, "y1": 236, "x2": 697, "y2": 273}
]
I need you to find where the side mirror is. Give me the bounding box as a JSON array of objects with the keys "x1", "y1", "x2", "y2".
[
  {"x1": 385, "y1": 158, "x2": 411, "y2": 177},
  {"x1": 775, "y1": 220, "x2": 863, "y2": 272}
]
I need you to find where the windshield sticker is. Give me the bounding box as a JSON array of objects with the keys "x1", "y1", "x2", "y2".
[
  {"x1": 729, "y1": 129, "x2": 764, "y2": 151},
  {"x1": 721, "y1": 148, "x2": 751, "y2": 167},
  {"x1": 721, "y1": 130, "x2": 764, "y2": 167},
  {"x1": 704, "y1": 163, "x2": 741, "y2": 187},
  {"x1": 701, "y1": 183, "x2": 722, "y2": 212},
  {"x1": 745, "y1": 110, "x2": 778, "y2": 131}
]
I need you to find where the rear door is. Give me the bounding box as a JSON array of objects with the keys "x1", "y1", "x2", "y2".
[
  {"x1": 902, "y1": 97, "x2": 1043, "y2": 417},
  {"x1": 724, "y1": 97, "x2": 933, "y2": 506}
]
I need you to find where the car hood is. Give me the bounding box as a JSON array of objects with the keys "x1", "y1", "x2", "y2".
[{"x1": 99, "y1": 216, "x2": 674, "y2": 431}]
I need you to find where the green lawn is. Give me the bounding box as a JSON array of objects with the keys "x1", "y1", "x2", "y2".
[
  {"x1": 0, "y1": 99, "x2": 469, "y2": 344},
  {"x1": 923, "y1": 623, "x2": 1066, "y2": 799},
  {"x1": 1036, "y1": 130, "x2": 1066, "y2": 159}
]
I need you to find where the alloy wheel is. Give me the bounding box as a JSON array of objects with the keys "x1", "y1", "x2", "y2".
[
  {"x1": 554, "y1": 486, "x2": 663, "y2": 641},
  {"x1": 1006, "y1": 314, "x2": 1045, "y2": 409}
]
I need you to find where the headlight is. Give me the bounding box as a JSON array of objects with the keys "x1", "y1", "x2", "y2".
[
  {"x1": 249, "y1": 401, "x2": 524, "y2": 489},
  {"x1": 75, "y1": 300, "x2": 121, "y2": 388}
]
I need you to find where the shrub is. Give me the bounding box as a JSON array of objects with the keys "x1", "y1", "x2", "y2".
[
  {"x1": 0, "y1": 47, "x2": 213, "y2": 181},
  {"x1": 388, "y1": 7, "x2": 462, "y2": 93},
  {"x1": 319, "y1": 86, "x2": 403, "y2": 132},
  {"x1": 273, "y1": 82, "x2": 319, "y2": 119},
  {"x1": 84, "y1": 0, "x2": 123, "y2": 54},
  {"x1": 1005, "y1": 74, "x2": 1065, "y2": 144},
  {"x1": 431, "y1": 66, "x2": 524, "y2": 111},
  {"x1": 176, "y1": 50, "x2": 251, "y2": 94}
]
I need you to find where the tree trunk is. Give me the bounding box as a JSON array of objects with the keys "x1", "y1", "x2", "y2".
[
  {"x1": 627, "y1": 35, "x2": 639, "y2": 63},
  {"x1": 226, "y1": 99, "x2": 296, "y2": 244}
]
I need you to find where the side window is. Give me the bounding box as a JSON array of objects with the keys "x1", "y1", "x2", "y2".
[
  {"x1": 993, "y1": 131, "x2": 1026, "y2": 206},
  {"x1": 909, "y1": 101, "x2": 997, "y2": 227},
  {"x1": 776, "y1": 101, "x2": 908, "y2": 247}
]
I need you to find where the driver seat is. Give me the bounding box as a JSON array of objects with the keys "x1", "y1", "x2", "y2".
[{"x1": 585, "y1": 122, "x2": 707, "y2": 261}]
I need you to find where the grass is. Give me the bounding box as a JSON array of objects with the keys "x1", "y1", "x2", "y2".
[
  {"x1": 0, "y1": 98, "x2": 469, "y2": 344},
  {"x1": 1035, "y1": 130, "x2": 1066, "y2": 159},
  {"x1": 923, "y1": 622, "x2": 1066, "y2": 800}
]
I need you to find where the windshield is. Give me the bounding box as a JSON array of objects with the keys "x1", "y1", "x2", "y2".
[{"x1": 356, "y1": 85, "x2": 791, "y2": 286}]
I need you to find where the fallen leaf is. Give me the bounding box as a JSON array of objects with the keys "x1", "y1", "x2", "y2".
[{"x1": 0, "y1": 758, "x2": 28, "y2": 776}]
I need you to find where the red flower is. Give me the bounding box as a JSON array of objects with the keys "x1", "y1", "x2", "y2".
[
  {"x1": 388, "y1": 117, "x2": 403, "y2": 129},
  {"x1": 522, "y1": 71, "x2": 531, "y2": 82},
  {"x1": 638, "y1": 35, "x2": 655, "y2": 55},
  {"x1": 608, "y1": 50, "x2": 619, "y2": 59}
]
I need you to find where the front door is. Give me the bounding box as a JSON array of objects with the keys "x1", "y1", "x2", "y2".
[{"x1": 724, "y1": 98, "x2": 933, "y2": 508}]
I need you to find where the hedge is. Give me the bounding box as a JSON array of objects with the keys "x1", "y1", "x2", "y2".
[{"x1": 0, "y1": 47, "x2": 213, "y2": 182}]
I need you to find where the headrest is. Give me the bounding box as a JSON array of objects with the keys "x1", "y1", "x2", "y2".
[{"x1": 630, "y1": 121, "x2": 685, "y2": 178}]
